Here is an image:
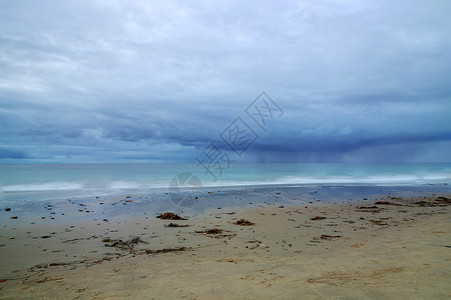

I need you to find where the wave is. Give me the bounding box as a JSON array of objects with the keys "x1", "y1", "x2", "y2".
[
  {"x1": 1, "y1": 182, "x2": 84, "y2": 192},
  {"x1": 269, "y1": 174, "x2": 450, "y2": 185},
  {"x1": 1, "y1": 174, "x2": 449, "y2": 194},
  {"x1": 193, "y1": 173, "x2": 451, "y2": 188},
  {"x1": 0, "y1": 181, "x2": 154, "y2": 193}
]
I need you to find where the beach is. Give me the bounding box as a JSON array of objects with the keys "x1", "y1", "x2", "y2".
[
  {"x1": 1, "y1": 185, "x2": 450, "y2": 299},
  {"x1": 2, "y1": 0, "x2": 451, "y2": 298}
]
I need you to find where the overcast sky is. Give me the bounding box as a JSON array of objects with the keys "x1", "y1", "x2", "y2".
[{"x1": 1, "y1": 0, "x2": 450, "y2": 164}]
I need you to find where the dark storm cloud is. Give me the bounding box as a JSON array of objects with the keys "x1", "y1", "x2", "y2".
[{"x1": 0, "y1": 0, "x2": 450, "y2": 163}]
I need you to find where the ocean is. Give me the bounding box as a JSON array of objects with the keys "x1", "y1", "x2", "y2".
[{"x1": 1, "y1": 163, "x2": 450, "y2": 204}]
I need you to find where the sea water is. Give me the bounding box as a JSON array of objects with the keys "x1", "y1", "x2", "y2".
[{"x1": 1, "y1": 163, "x2": 450, "y2": 204}]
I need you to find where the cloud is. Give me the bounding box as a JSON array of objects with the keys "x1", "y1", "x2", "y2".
[
  {"x1": 0, "y1": 0, "x2": 450, "y2": 163},
  {"x1": 0, "y1": 148, "x2": 30, "y2": 159}
]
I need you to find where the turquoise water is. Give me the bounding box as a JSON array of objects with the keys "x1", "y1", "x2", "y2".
[{"x1": 1, "y1": 163, "x2": 450, "y2": 202}]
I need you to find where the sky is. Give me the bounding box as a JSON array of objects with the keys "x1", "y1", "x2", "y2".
[{"x1": 0, "y1": 0, "x2": 450, "y2": 164}]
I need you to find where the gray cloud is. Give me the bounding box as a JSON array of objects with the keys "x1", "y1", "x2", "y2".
[{"x1": 1, "y1": 0, "x2": 450, "y2": 163}]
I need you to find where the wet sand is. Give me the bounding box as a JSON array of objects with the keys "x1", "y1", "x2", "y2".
[{"x1": 0, "y1": 189, "x2": 450, "y2": 299}]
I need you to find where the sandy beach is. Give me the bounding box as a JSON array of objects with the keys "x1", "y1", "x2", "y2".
[
  {"x1": 2, "y1": 0, "x2": 451, "y2": 298},
  {"x1": 1, "y1": 188, "x2": 450, "y2": 299}
]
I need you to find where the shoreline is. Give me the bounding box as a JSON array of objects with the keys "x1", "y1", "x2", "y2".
[
  {"x1": 0, "y1": 187, "x2": 450, "y2": 299},
  {"x1": 2, "y1": 180, "x2": 449, "y2": 206}
]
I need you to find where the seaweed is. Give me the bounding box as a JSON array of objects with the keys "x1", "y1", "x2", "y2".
[
  {"x1": 414, "y1": 197, "x2": 451, "y2": 207},
  {"x1": 234, "y1": 219, "x2": 255, "y2": 226},
  {"x1": 142, "y1": 247, "x2": 188, "y2": 254},
  {"x1": 374, "y1": 201, "x2": 402, "y2": 206},
  {"x1": 312, "y1": 234, "x2": 342, "y2": 241},
  {"x1": 103, "y1": 236, "x2": 146, "y2": 250},
  {"x1": 370, "y1": 219, "x2": 389, "y2": 226},
  {"x1": 415, "y1": 201, "x2": 433, "y2": 207},
  {"x1": 311, "y1": 216, "x2": 326, "y2": 220},
  {"x1": 195, "y1": 228, "x2": 236, "y2": 239},
  {"x1": 156, "y1": 212, "x2": 187, "y2": 220},
  {"x1": 356, "y1": 206, "x2": 382, "y2": 213},
  {"x1": 434, "y1": 197, "x2": 451, "y2": 205},
  {"x1": 165, "y1": 223, "x2": 189, "y2": 228},
  {"x1": 196, "y1": 228, "x2": 223, "y2": 234}
]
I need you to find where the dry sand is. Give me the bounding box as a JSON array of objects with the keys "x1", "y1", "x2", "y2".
[{"x1": 0, "y1": 194, "x2": 450, "y2": 299}]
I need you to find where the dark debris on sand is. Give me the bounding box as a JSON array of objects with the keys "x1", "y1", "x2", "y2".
[
  {"x1": 234, "y1": 219, "x2": 255, "y2": 226},
  {"x1": 374, "y1": 201, "x2": 402, "y2": 206},
  {"x1": 103, "y1": 236, "x2": 146, "y2": 250},
  {"x1": 415, "y1": 197, "x2": 451, "y2": 207},
  {"x1": 195, "y1": 228, "x2": 236, "y2": 239},
  {"x1": 312, "y1": 234, "x2": 342, "y2": 241},
  {"x1": 165, "y1": 223, "x2": 189, "y2": 228},
  {"x1": 370, "y1": 219, "x2": 389, "y2": 226},
  {"x1": 311, "y1": 216, "x2": 326, "y2": 220},
  {"x1": 356, "y1": 206, "x2": 383, "y2": 213},
  {"x1": 196, "y1": 228, "x2": 223, "y2": 234},
  {"x1": 156, "y1": 212, "x2": 187, "y2": 220},
  {"x1": 102, "y1": 236, "x2": 189, "y2": 255},
  {"x1": 142, "y1": 247, "x2": 188, "y2": 254},
  {"x1": 435, "y1": 196, "x2": 451, "y2": 204}
]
